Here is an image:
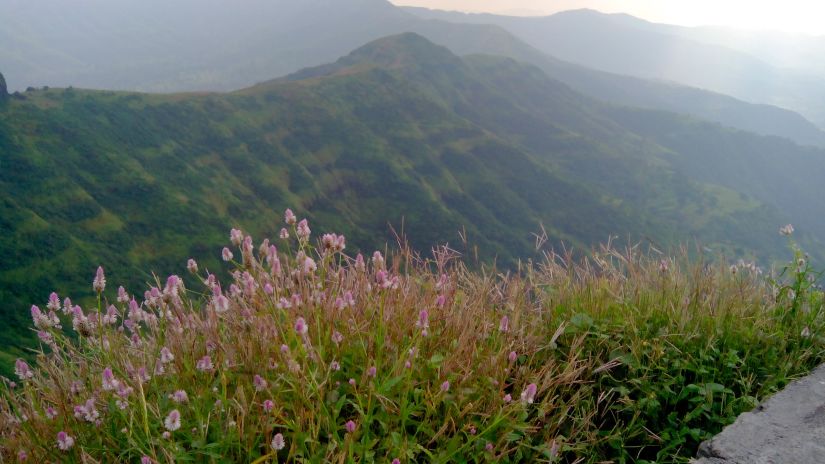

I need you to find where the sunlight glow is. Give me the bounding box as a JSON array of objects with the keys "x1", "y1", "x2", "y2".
[{"x1": 390, "y1": 0, "x2": 825, "y2": 35}]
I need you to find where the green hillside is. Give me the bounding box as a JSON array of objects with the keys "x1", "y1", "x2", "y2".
[{"x1": 0, "y1": 34, "x2": 821, "y2": 372}]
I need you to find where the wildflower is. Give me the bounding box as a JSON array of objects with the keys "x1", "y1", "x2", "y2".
[
  {"x1": 508, "y1": 351, "x2": 518, "y2": 363},
  {"x1": 56, "y1": 431, "x2": 74, "y2": 451},
  {"x1": 441, "y1": 381, "x2": 450, "y2": 392},
  {"x1": 354, "y1": 253, "x2": 366, "y2": 272},
  {"x1": 485, "y1": 442, "x2": 494, "y2": 452},
  {"x1": 264, "y1": 282, "x2": 274, "y2": 294},
  {"x1": 62, "y1": 297, "x2": 73, "y2": 315},
  {"x1": 416, "y1": 309, "x2": 429, "y2": 336},
  {"x1": 367, "y1": 366, "x2": 377, "y2": 378},
  {"x1": 349, "y1": 378, "x2": 356, "y2": 386},
  {"x1": 73, "y1": 398, "x2": 99, "y2": 423},
  {"x1": 405, "y1": 361, "x2": 411, "y2": 369},
  {"x1": 160, "y1": 347, "x2": 174, "y2": 364},
  {"x1": 284, "y1": 208, "x2": 297, "y2": 225},
  {"x1": 45, "y1": 406, "x2": 58, "y2": 419},
  {"x1": 197, "y1": 355, "x2": 214, "y2": 372},
  {"x1": 296, "y1": 219, "x2": 311, "y2": 241},
  {"x1": 31, "y1": 305, "x2": 53, "y2": 329},
  {"x1": 93, "y1": 266, "x2": 106, "y2": 293},
  {"x1": 521, "y1": 383, "x2": 538, "y2": 404},
  {"x1": 780, "y1": 224, "x2": 795, "y2": 236},
  {"x1": 17, "y1": 450, "x2": 27, "y2": 461},
  {"x1": 303, "y1": 256, "x2": 317, "y2": 274},
  {"x1": 279, "y1": 228, "x2": 289, "y2": 239},
  {"x1": 392, "y1": 460, "x2": 401, "y2": 464},
  {"x1": 102, "y1": 367, "x2": 119, "y2": 391},
  {"x1": 330, "y1": 360, "x2": 341, "y2": 371},
  {"x1": 253, "y1": 375, "x2": 268, "y2": 391},
  {"x1": 263, "y1": 400, "x2": 275, "y2": 412},
  {"x1": 802, "y1": 326, "x2": 812, "y2": 338},
  {"x1": 141, "y1": 457, "x2": 153, "y2": 464},
  {"x1": 271, "y1": 432, "x2": 286, "y2": 450},
  {"x1": 372, "y1": 251, "x2": 385, "y2": 270},
  {"x1": 436, "y1": 294, "x2": 446, "y2": 307},
  {"x1": 164, "y1": 409, "x2": 181, "y2": 431},
  {"x1": 37, "y1": 330, "x2": 54, "y2": 344},
  {"x1": 499, "y1": 315, "x2": 510, "y2": 333},
  {"x1": 14, "y1": 359, "x2": 33, "y2": 380},
  {"x1": 230, "y1": 228, "x2": 244, "y2": 246},
  {"x1": 171, "y1": 390, "x2": 188, "y2": 403},
  {"x1": 47, "y1": 292, "x2": 60, "y2": 311},
  {"x1": 222, "y1": 247, "x2": 234, "y2": 261},
  {"x1": 214, "y1": 295, "x2": 230, "y2": 313},
  {"x1": 280, "y1": 344, "x2": 289, "y2": 353},
  {"x1": 659, "y1": 259, "x2": 669, "y2": 273},
  {"x1": 345, "y1": 420, "x2": 357, "y2": 433},
  {"x1": 162, "y1": 431, "x2": 171, "y2": 439},
  {"x1": 102, "y1": 305, "x2": 118, "y2": 325},
  {"x1": 503, "y1": 394, "x2": 512, "y2": 403},
  {"x1": 116, "y1": 286, "x2": 129, "y2": 304},
  {"x1": 295, "y1": 317, "x2": 308, "y2": 335}
]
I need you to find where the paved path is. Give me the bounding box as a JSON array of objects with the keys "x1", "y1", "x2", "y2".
[{"x1": 694, "y1": 364, "x2": 825, "y2": 463}]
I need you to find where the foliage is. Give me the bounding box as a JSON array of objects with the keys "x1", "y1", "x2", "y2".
[{"x1": 1, "y1": 212, "x2": 823, "y2": 463}]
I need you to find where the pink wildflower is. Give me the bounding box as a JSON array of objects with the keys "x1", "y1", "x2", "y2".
[
  {"x1": 171, "y1": 390, "x2": 188, "y2": 403},
  {"x1": 331, "y1": 331, "x2": 344, "y2": 344},
  {"x1": 279, "y1": 228, "x2": 289, "y2": 239},
  {"x1": 284, "y1": 208, "x2": 297, "y2": 225},
  {"x1": 186, "y1": 258, "x2": 198, "y2": 274},
  {"x1": 160, "y1": 347, "x2": 174, "y2": 364},
  {"x1": 503, "y1": 394, "x2": 512, "y2": 403},
  {"x1": 102, "y1": 367, "x2": 119, "y2": 391},
  {"x1": 14, "y1": 359, "x2": 33, "y2": 380},
  {"x1": 93, "y1": 266, "x2": 106, "y2": 293},
  {"x1": 196, "y1": 355, "x2": 214, "y2": 372},
  {"x1": 367, "y1": 366, "x2": 377, "y2": 378},
  {"x1": 441, "y1": 381, "x2": 450, "y2": 392},
  {"x1": 508, "y1": 351, "x2": 518, "y2": 363},
  {"x1": 221, "y1": 247, "x2": 234, "y2": 262},
  {"x1": 263, "y1": 400, "x2": 274, "y2": 412},
  {"x1": 499, "y1": 315, "x2": 510, "y2": 333},
  {"x1": 296, "y1": 219, "x2": 311, "y2": 241},
  {"x1": 294, "y1": 317, "x2": 308, "y2": 335},
  {"x1": 164, "y1": 409, "x2": 181, "y2": 431},
  {"x1": 213, "y1": 295, "x2": 230, "y2": 313},
  {"x1": 230, "y1": 228, "x2": 244, "y2": 246},
  {"x1": 521, "y1": 383, "x2": 538, "y2": 404},
  {"x1": 303, "y1": 256, "x2": 317, "y2": 274},
  {"x1": 253, "y1": 375, "x2": 268, "y2": 392},
  {"x1": 141, "y1": 457, "x2": 153, "y2": 464},
  {"x1": 117, "y1": 286, "x2": 129, "y2": 303},
  {"x1": 47, "y1": 292, "x2": 60, "y2": 311},
  {"x1": 345, "y1": 420, "x2": 357, "y2": 433},
  {"x1": 56, "y1": 431, "x2": 74, "y2": 451},
  {"x1": 416, "y1": 309, "x2": 429, "y2": 335},
  {"x1": 271, "y1": 432, "x2": 286, "y2": 450}
]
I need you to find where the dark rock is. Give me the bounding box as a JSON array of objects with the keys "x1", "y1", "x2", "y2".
[{"x1": 0, "y1": 72, "x2": 7, "y2": 101}]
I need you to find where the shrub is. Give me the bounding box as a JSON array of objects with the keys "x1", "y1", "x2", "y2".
[{"x1": 1, "y1": 215, "x2": 822, "y2": 463}]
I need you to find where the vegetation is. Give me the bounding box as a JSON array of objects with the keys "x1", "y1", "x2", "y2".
[
  {"x1": 3, "y1": 33, "x2": 825, "y2": 377},
  {"x1": 1, "y1": 211, "x2": 822, "y2": 463}
]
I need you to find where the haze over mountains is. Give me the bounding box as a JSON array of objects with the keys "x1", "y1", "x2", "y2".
[{"x1": 405, "y1": 7, "x2": 825, "y2": 128}]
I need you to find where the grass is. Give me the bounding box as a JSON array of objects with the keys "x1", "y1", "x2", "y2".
[{"x1": 1, "y1": 213, "x2": 823, "y2": 463}]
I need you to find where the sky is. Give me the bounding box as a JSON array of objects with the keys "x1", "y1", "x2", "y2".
[{"x1": 390, "y1": 0, "x2": 825, "y2": 35}]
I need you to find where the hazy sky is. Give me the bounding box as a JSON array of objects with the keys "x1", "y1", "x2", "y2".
[{"x1": 390, "y1": 1, "x2": 825, "y2": 35}]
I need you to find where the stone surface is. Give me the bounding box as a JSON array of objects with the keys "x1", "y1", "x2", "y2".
[
  {"x1": 0, "y1": 72, "x2": 6, "y2": 100},
  {"x1": 694, "y1": 363, "x2": 825, "y2": 463}
]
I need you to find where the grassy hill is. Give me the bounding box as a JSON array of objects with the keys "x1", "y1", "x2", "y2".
[{"x1": 1, "y1": 34, "x2": 824, "y2": 372}]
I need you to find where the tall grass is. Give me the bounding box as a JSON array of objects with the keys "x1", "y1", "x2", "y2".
[{"x1": 1, "y1": 213, "x2": 822, "y2": 463}]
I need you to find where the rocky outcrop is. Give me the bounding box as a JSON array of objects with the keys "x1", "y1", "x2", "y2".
[
  {"x1": 0, "y1": 72, "x2": 7, "y2": 101},
  {"x1": 694, "y1": 363, "x2": 825, "y2": 463}
]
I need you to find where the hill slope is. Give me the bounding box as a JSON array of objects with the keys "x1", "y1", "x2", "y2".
[{"x1": 1, "y1": 33, "x2": 824, "y2": 368}]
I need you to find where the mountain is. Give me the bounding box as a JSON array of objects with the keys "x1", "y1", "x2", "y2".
[
  {"x1": 3, "y1": 34, "x2": 825, "y2": 371},
  {"x1": 403, "y1": 7, "x2": 825, "y2": 129},
  {"x1": 4, "y1": 0, "x2": 825, "y2": 148}
]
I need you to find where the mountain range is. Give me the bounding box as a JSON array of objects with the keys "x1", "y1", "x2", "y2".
[
  {"x1": 404, "y1": 7, "x2": 825, "y2": 129},
  {"x1": 4, "y1": 0, "x2": 825, "y2": 148},
  {"x1": 3, "y1": 32, "x2": 825, "y2": 371}
]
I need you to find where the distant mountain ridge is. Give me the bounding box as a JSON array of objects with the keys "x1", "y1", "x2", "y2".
[
  {"x1": 4, "y1": 0, "x2": 824, "y2": 148},
  {"x1": 404, "y1": 7, "x2": 825, "y2": 129}
]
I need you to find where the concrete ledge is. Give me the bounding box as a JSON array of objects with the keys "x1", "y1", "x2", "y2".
[{"x1": 694, "y1": 364, "x2": 825, "y2": 463}]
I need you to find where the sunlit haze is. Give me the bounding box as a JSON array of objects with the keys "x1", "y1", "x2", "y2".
[{"x1": 390, "y1": 0, "x2": 825, "y2": 35}]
